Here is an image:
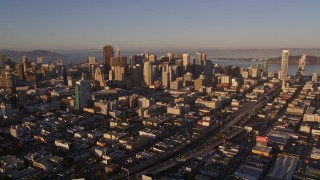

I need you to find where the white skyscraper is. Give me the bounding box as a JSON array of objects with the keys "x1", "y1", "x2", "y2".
[
  {"x1": 143, "y1": 61, "x2": 153, "y2": 86},
  {"x1": 182, "y1": 53, "x2": 190, "y2": 71},
  {"x1": 280, "y1": 50, "x2": 289, "y2": 81}
]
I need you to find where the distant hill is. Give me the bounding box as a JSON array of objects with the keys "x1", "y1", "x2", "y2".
[
  {"x1": 0, "y1": 50, "x2": 66, "y2": 60},
  {"x1": 267, "y1": 55, "x2": 320, "y2": 64}
]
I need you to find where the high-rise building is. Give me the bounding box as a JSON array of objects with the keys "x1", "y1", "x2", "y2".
[
  {"x1": 182, "y1": 53, "x2": 190, "y2": 72},
  {"x1": 312, "y1": 72, "x2": 318, "y2": 82},
  {"x1": 204, "y1": 60, "x2": 213, "y2": 76},
  {"x1": 110, "y1": 57, "x2": 127, "y2": 68},
  {"x1": 114, "y1": 66, "x2": 125, "y2": 82},
  {"x1": 167, "y1": 52, "x2": 174, "y2": 60},
  {"x1": 0, "y1": 69, "x2": 17, "y2": 93},
  {"x1": 75, "y1": 73, "x2": 91, "y2": 110},
  {"x1": 103, "y1": 45, "x2": 114, "y2": 72},
  {"x1": 131, "y1": 55, "x2": 143, "y2": 66},
  {"x1": 149, "y1": 55, "x2": 157, "y2": 63},
  {"x1": 194, "y1": 52, "x2": 206, "y2": 78},
  {"x1": 279, "y1": 50, "x2": 289, "y2": 81},
  {"x1": 262, "y1": 60, "x2": 268, "y2": 73},
  {"x1": 132, "y1": 64, "x2": 143, "y2": 85},
  {"x1": 142, "y1": 50, "x2": 149, "y2": 60},
  {"x1": 16, "y1": 63, "x2": 25, "y2": 81},
  {"x1": 36, "y1": 57, "x2": 43, "y2": 64},
  {"x1": 143, "y1": 61, "x2": 154, "y2": 86},
  {"x1": 0, "y1": 53, "x2": 5, "y2": 69},
  {"x1": 94, "y1": 67, "x2": 105, "y2": 86},
  {"x1": 195, "y1": 52, "x2": 205, "y2": 65},
  {"x1": 89, "y1": 57, "x2": 96, "y2": 65},
  {"x1": 22, "y1": 56, "x2": 28, "y2": 76},
  {"x1": 252, "y1": 68, "x2": 261, "y2": 78},
  {"x1": 162, "y1": 70, "x2": 170, "y2": 88},
  {"x1": 62, "y1": 65, "x2": 68, "y2": 85}
]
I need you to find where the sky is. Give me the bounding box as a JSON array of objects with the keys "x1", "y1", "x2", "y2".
[{"x1": 1, "y1": 0, "x2": 320, "y2": 51}]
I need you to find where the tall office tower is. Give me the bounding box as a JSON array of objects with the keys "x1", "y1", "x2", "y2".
[
  {"x1": 182, "y1": 53, "x2": 190, "y2": 72},
  {"x1": 36, "y1": 57, "x2": 43, "y2": 64},
  {"x1": 94, "y1": 67, "x2": 105, "y2": 86},
  {"x1": 204, "y1": 60, "x2": 213, "y2": 76},
  {"x1": 110, "y1": 57, "x2": 127, "y2": 68},
  {"x1": 252, "y1": 68, "x2": 260, "y2": 78},
  {"x1": 131, "y1": 55, "x2": 143, "y2": 66},
  {"x1": 116, "y1": 46, "x2": 120, "y2": 58},
  {"x1": 162, "y1": 70, "x2": 170, "y2": 88},
  {"x1": 162, "y1": 62, "x2": 169, "y2": 73},
  {"x1": 89, "y1": 64, "x2": 95, "y2": 79},
  {"x1": 62, "y1": 65, "x2": 68, "y2": 85},
  {"x1": 202, "y1": 53, "x2": 206, "y2": 61},
  {"x1": 175, "y1": 59, "x2": 183, "y2": 77},
  {"x1": 176, "y1": 54, "x2": 183, "y2": 59},
  {"x1": 108, "y1": 69, "x2": 114, "y2": 81},
  {"x1": 159, "y1": 56, "x2": 170, "y2": 64},
  {"x1": 194, "y1": 52, "x2": 206, "y2": 78},
  {"x1": 152, "y1": 65, "x2": 160, "y2": 81},
  {"x1": 56, "y1": 58, "x2": 63, "y2": 66},
  {"x1": 213, "y1": 64, "x2": 224, "y2": 75},
  {"x1": 103, "y1": 45, "x2": 114, "y2": 72},
  {"x1": 120, "y1": 57, "x2": 127, "y2": 67},
  {"x1": 255, "y1": 63, "x2": 261, "y2": 70},
  {"x1": 142, "y1": 50, "x2": 149, "y2": 60},
  {"x1": 75, "y1": 73, "x2": 91, "y2": 110},
  {"x1": 195, "y1": 52, "x2": 205, "y2": 65},
  {"x1": 110, "y1": 57, "x2": 120, "y2": 68},
  {"x1": 22, "y1": 56, "x2": 28, "y2": 75},
  {"x1": 114, "y1": 66, "x2": 125, "y2": 81},
  {"x1": 0, "y1": 69, "x2": 17, "y2": 93},
  {"x1": 89, "y1": 57, "x2": 96, "y2": 65},
  {"x1": 149, "y1": 55, "x2": 157, "y2": 63},
  {"x1": 312, "y1": 72, "x2": 318, "y2": 82},
  {"x1": 167, "y1": 52, "x2": 174, "y2": 60},
  {"x1": 0, "y1": 53, "x2": 5, "y2": 69},
  {"x1": 231, "y1": 66, "x2": 240, "y2": 77},
  {"x1": 262, "y1": 60, "x2": 268, "y2": 73},
  {"x1": 89, "y1": 57, "x2": 96, "y2": 78},
  {"x1": 143, "y1": 61, "x2": 154, "y2": 86},
  {"x1": 16, "y1": 63, "x2": 25, "y2": 81},
  {"x1": 169, "y1": 66, "x2": 177, "y2": 82},
  {"x1": 279, "y1": 50, "x2": 289, "y2": 81},
  {"x1": 132, "y1": 64, "x2": 143, "y2": 85}
]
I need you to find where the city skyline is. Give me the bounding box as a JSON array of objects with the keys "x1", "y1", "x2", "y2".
[{"x1": 1, "y1": 0, "x2": 320, "y2": 50}]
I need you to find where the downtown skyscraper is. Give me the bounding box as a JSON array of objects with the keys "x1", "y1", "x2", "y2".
[
  {"x1": 103, "y1": 45, "x2": 114, "y2": 73},
  {"x1": 279, "y1": 50, "x2": 289, "y2": 81}
]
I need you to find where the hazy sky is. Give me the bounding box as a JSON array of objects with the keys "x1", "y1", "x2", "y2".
[{"x1": 1, "y1": 0, "x2": 320, "y2": 51}]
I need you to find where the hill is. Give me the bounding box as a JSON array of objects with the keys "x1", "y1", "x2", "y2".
[{"x1": 0, "y1": 50, "x2": 66, "y2": 59}]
